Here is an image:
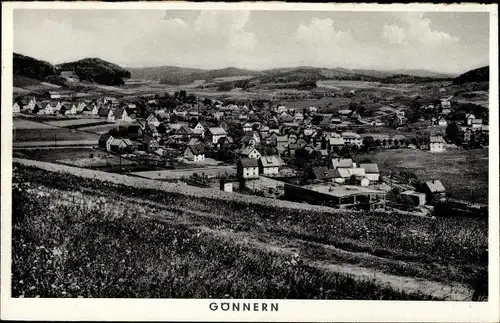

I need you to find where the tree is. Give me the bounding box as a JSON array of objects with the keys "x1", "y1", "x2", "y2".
[
  {"x1": 348, "y1": 174, "x2": 357, "y2": 185},
  {"x1": 445, "y1": 122, "x2": 461, "y2": 143},
  {"x1": 362, "y1": 136, "x2": 375, "y2": 150}
]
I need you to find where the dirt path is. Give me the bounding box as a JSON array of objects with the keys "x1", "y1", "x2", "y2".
[{"x1": 26, "y1": 181, "x2": 474, "y2": 301}]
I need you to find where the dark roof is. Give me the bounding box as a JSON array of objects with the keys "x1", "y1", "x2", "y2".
[
  {"x1": 188, "y1": 144, "x2": 205, "y2": 155},
  {"x1": 239, "y1": 158, "x2": 259, "y2": 168},
  {"x1": 359, "y1": 163, "x2": 379, "y2": 174},
  {"x1": 98, "y1": 133, "x2": 113, "y2": 143}
]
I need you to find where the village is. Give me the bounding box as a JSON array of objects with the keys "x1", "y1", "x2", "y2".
[{"x1": 12, "y1": 87, "x2": 489, "y2": 216}]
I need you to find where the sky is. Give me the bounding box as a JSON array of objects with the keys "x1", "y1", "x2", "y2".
[{"x1": 13, "y1": 10, "x2": 490, "y2": 74}]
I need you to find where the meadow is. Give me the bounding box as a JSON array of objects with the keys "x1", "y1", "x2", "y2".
[
  {"x1": 13, "y1": 127, "x2": 99, "y2": 143},
  {"x1": 357, "y1": 148, "x2": 489, "y2": 203},
  {"x1": 11, "y1": 163, "x2": 488, "y2": 299}
]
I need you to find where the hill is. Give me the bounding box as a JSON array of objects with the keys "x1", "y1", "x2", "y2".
[
  {"x1": 13, "y1": 53, "x2": 58, "y2": 81},
  {"x1": 389, "y1": 69, "x2": 457, "y2": 78},
  {"x1": 453, "y1": 66, "x2": 489, "y2": 84},
  {"x1": 128, "y1": 66, "x2": 261, "y2": 85},
  {"x1": 130, "y1": 64, "x2": 457, "y2": 86},
  {"x1": 57, "y1": 58, "x2": 131, "y2": 86}
]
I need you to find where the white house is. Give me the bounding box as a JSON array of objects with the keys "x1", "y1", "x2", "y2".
[
  {"x1": 341, "y1": 132, "x2": 362, "y2": 147},
  {"x1": 242, "y1": 123, "x2": 253, "y2": 132},
  {"x1": 359, "y1": 163, "x2": 380, "y2": 182},
  {"x1": 12, "y1": 101, "x2": 22, "y2": 113},
  {"x1": 259, "y1": 155, "x2": 284, "y2": 176},
  {"x1": 238, "y1": 158, "x2": 259, "y2": 179},
  {"x1": 240, "y1": 146, "x2": 261, "y2": 159},
  {"x1": 184, "y1": 144, "x2": 205, "y2": 162},
  {"x1": 207, "y1": 127, "x2": 227, "y2": 144},
  {"x1": 429, "y1": 136, "x2": 445, "y2": 152}
]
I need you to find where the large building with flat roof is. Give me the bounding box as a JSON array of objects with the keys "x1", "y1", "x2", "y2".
[{"x1": 284, "y1": 183, "x2": 386, "y2": 210}]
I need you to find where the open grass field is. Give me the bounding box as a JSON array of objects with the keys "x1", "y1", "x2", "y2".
[
  {"x1": 13, "y1": 127, "x2": 100, "y2": 143},
  {"x1": 357, "y1": 148, "x2": 489, "y2": 204},
  {"x1": 13, "y1": 119, "x2": 59, "y2": 130},
  {"x1": 278, "y1": 97, "x2": 352, "y2": 112},
  {"x1": 11, "y1": 162, "x2": 488, "y2": 299}
]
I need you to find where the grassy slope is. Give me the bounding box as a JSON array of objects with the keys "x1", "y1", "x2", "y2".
[{"x1": 11, "y1": 163, "x2": 487, "y2": 299}]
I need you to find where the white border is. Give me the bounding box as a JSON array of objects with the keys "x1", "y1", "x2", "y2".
[{"x1": 1, "y1": 2, "x2": 498, "y2": 322}]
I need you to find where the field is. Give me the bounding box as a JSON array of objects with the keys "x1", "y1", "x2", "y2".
[
  {"x1": 13, "y1": 127, "x2": 99, "y2": 143},
  {"x1": 14, "y1": 119, "x2": 59, "y2": 130},
  {"x1": 11, "y1": 159, "x2": 488, "y2": 299},
  {"x1": 357, "y1": 148, "x2": 489, "y2": 203},
  {"x1": 132, "y1": 165, "x2": 237, "y2": 180},
  {"x1": 278, "y1": 97, "x2": 352, "y2": 112},
  {"x1": 316, "y1": 80, "x2": 413, "y2": 92}
]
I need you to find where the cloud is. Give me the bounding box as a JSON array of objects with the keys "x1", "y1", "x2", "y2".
[
  {"x1": 383, "y1": 12, "x2": 459, "y2": 46},
  {"x1": 382, "y1": 25, "x2": 406, "y2": 44}
]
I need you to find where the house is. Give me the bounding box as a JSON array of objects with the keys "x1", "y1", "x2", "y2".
[
  {"x1": 436, "y1": 116, "x2": 448, "y2": 127},
  {"x1": 184, "y1": 144, "x2": 205, "y2": 162},
  {"x1": 276, "y1": 136, "x2": 289, "y2": 153},
  {"x1": 359, "y1": 163, "x2": 380, "y2": 182},
  {"x1": 241, "y1": 132, "x2": 260, "y2": 146},
  {"x1": 420, "y1": 180, "x2": 446, "y2": 204},
  {"x1": 39, "y1": 102, "x2": 55, "y2": 115},
  {"x1": 242, "y1": 123, "x2": 253, "y2": 132},
  {"x1": 207, "y1": 127, "x2": 227, "y2": 145},
  {"x1": 192, "y1": 122, "x2": 206, "y2": 137},
  {"x1": 331, "y1": 158, "x2": 355, "y2": 170},
  {"x1": 146, "y1": 114, "x2": 161, "y2": 127},
  {"x1": 124, "y1": 124, "x2": 143, "y2": 140},
  {"x1": 83, "y1": 104, "x2": 99, "y2": 116},
  {"x1": 429, "y1": 136, "x2": 445, "y2": 152},
  {"x1": 115, "y1": 108, "x2": 132, "y2": 122},
  {"x1": 12, "y1": 101, "x2": 22, "y2": 113},
  {"x1": 61, "y1": 102, "x2": 77, "y2": 115},
  {"x1": 471, "y1": 119, "x2": 483, "y2": 129},
  {"x1": 98, "y1": 108, "x2": 115, "y2": 121},
  {"x1": 311, "y1": 167, "x2": 338, "y2": 182},
  {"x1": 463, "y1": 128, "x2": 475, "y2": 142},
  {"x1": 341, "y1": 132, "x2": 362, "y2": 147},
  {"x1": 279, "y1": 112, "x2": 294, "y2": 123},
  {"x1": 142, "y1": 136, "x2": 160, "y2": 152},
  {"x1": 177, "y1": 125, "x2": 194, "y2": 137},
  {"x1": 259, "y1": 155, "x2": 283, "y2": 176},
  {"x1": 240, "y1": 146, "x2": 261, "y2": 159},
  {"x1": 237, "y1": 158, "x2": 259, "y2": 179},
  {"x1": 98, "y1": 134, "x2": 115, "y2": 151},
  {"x1": 465, "y1": 113, "x2": 476, "y2": 126},
  {"x1": 110, "y1": 138, "x2": 133, "y2": 153},
  {"x1": 401, "y1": 191, "x2": 426, "y2": 206},
  {"x1": 329, "y1": 137, "x2": 345, "y2": 149}
]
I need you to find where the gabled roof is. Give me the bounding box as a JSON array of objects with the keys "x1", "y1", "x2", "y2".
[
  {"x1": 332, "y1": 158, "x2": 353, "y2": 168},
  {"x1": 208, "y1": 127, "x2": 227, "y2": 135},
  {"x1": 98, "y1": 108, "x2": 111, "y2": 117},
  {"x1": 239, "y1": 158, "x2": 259, "y2": 168},
  {"x1": 260, "y1": 155, "x2": 283, "y2": 168},
  {"x1": 240, "y1": 146, "x2": 260, "y2": 156},
  {"x1": 187, "y1": 144, "x2": 205, "y2": 155},
  {"x1": 359, "y1": 163, "x2": 379, "y2": 174},
  {"x1": 347, "y1": 168, "x2": 365, "y2": 176},
  {"x1": 425, "y1": 180, "x2": 446, "y2": 193},
  {"x1": 329, "y1": 137, "x2": 345, "y2": 145},
  {"x1": 336, "y1": 168, "x2": 351, "y2": 178}
]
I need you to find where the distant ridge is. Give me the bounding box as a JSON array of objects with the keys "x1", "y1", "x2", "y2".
[
  {"x1": 128, "y1": 65, "x2": 455, "y2": 85},
  {"x1": 57, "y1": 58, "x2": 131, "y2": 86}
]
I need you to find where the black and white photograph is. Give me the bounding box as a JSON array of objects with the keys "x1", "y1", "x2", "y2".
[{"x1": 1, "y1": 2, "x2": 499, "y2": 322}]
